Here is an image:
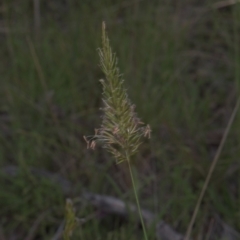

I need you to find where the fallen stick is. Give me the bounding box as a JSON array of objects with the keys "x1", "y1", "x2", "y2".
[
  {"x1": 212, "y1": 0, "x2": 240, "y2": 9},
  {"x1": 83, "y1": 192, "x2": 184, "y2": 240}
]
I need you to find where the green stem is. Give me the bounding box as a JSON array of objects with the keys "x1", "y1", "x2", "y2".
[{"x1": 126, "y1": 156, "x2": 149, "y2": 240}]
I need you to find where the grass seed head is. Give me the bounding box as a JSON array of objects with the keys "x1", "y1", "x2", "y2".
[{"x1": 86, "y1": 22, "x2": 151, "y2": 163}]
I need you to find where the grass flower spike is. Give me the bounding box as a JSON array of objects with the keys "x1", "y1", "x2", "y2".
[
  {"x1": 88, "y1": 22, "x2": 150, "y2": 164},
  {"x1": 84, "y1": 22, "x2": 151, "y2": 240}
]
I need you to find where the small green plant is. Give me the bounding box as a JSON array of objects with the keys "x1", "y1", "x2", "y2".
[
  {"x1": 84, "y1": 22, "x2": 151, "y2": 240},
  {"x1": 63, "y1": 199, "x2": 78, "y2": 240}
]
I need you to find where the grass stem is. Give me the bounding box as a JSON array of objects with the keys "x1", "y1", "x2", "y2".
[
  {"x1": 185, "y1": 97, "x2": 240, "y2": 240},
  {"x1": 127, "y1": 156, "x2": 149, "y2": 240}
]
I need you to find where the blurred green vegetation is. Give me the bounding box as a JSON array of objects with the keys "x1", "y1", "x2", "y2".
[{"x1": 0, "y1": 0, "x2": 239, "y2": 239}]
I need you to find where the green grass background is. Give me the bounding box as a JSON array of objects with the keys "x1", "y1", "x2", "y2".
[{"x1": 0, "y1": 0, "x2": 239, "y2": 239}]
